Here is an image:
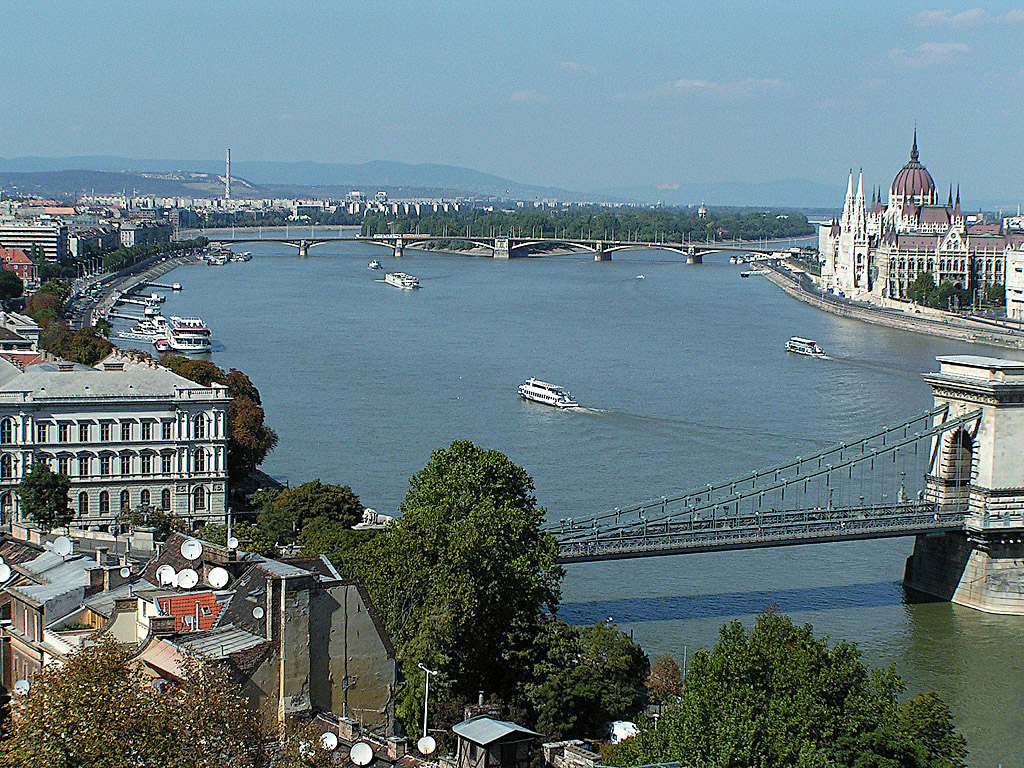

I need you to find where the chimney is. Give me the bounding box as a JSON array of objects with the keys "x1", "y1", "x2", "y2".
[
  {"x1": 96, "y1": 546, "x2": 108, "y2": 564},
  {"x1": 150, "y1": 616, "x2": 176, "y2": 636},
  {"x1": 386, "y1": 737, "x2": 407, "y2": 760},
  {"x1": 336, "y1": 717, "x2": 358, "y2": 742}
]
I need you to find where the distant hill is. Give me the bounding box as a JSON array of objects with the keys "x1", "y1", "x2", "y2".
[
  {"x1": 595, "y1": 178, "x2": 846, "y2": 209},
  {"x1": 0, "y1": 168, "x2": 260, "y2": 200}
]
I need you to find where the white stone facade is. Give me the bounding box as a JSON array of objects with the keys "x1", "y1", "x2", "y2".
[{"x1": 0, "y1": 352, "x2": 229, "y2": 531}]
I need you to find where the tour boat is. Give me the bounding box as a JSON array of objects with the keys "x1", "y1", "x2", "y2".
[
  {"x1": 153, "y1": 316, "x2": 212, "y2": 354},
  {"x1": 384, "y1": 272, "x2": 420, "y2": 289},
  {"x1": 368, "y1": 260, "x2": 383, "y2": 270},
  {"x1": 172, "y1": 283, "x2": 182, "y2": 291},
  {"x1": 116, "y1": 317, "x2": 166, "y2": 341},
  {"x1": 786, "y1": 336, "x2": 826, "y2": 358},
  {"x1": 518, "y1": 378, "x2": 580, "y2": 409}
]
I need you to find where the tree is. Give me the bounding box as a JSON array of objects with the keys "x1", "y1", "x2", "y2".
[
  {"x1": 195, "y1": 520, "x2": 277, "y2": 557},
  {"x1": 0, "y1": 270, "x2": 23, "y2": 305},
  {"x1": 524, "y1": 618, "x2": 648, "y2": 739},
  {"x1": 16, "y1": 462, "x2": 71, "y2": 531},
  {"x1": 346, "y1": 440, "x2": 563, "y2": 737},
  {"x1": 607, "y1": 611, "x2": 967, "y2": 768},
  {"x1": 299, "y1": 516, "x2": 378, "y2": 563},
  {"x1": 908, "y1": 272, "x2": 937, "y2": 306},
  {"x1": 258, "y1": 480, "x2": 363, "y2": 545},
  {"x1": 646, "y1": 654, "x2": 682, "y2": 707},
  {"x1": 0, "y1": 639, "x2": 264, "y2": 768}
]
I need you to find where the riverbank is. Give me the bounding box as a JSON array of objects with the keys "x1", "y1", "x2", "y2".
[
  {"x1": 81, "y1": 252, "x2": 201, "y2": 328},
  {"x1": 764, "y1": 263, "x2": 1024, "y2": 350}
]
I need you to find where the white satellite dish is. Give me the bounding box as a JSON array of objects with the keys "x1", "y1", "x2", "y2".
[
  {"x1": 119, "y1": 566, "x2": 131, "y2": 578},
  {"x1": 252, "y1": 606, "x2": 265, "y2": 620},
  {"x1": 53, "y1": 536, "x2": 72, "y2": 557},
  {"x1": 417, "y1": 736, "x2": 437, "y2": 756},
  {"x1": 180, "y1": 538, "x2": 203, "y2": 561},
  {"x1": 156, "y1": 564, "x2": 177, "y2": 587},
  {"x1": 320, "y1": 732, "x2": 339, "y2": 751},
  {"x1": 226, "y1": 536, "x2": 239, "y2": 550},
  {"x1": 177, "y1": 568, "x2": 199, "y2": 589},
  {"x1": 207, "y1": 566, "x2": 229, "y2": 589},
  {"x1": 0, "y1": 564, "x2": 11, "y2": 582},
  {"x1": 13, "y1": 679, "x2": 29, "y2": 695},
  {"x1": 0, "y1": 555, "x2": 6, "y2": 566},
  {"x1": 350, "y1": 742, "x2": 374, "y2": 766}
]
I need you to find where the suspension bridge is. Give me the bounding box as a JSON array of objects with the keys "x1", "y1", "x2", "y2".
[{"x1": 551, "y1": 404, "x2": 980, "y2": 563}]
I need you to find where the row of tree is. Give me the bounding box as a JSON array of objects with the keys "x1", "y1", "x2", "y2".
[{"x1": 907, "y1": 272, "x2": 1005, "y2": 311}]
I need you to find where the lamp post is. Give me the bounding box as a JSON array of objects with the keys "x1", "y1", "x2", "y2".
[{"x1": 417, "y1": 662, "x2": 438, "y2": 740}]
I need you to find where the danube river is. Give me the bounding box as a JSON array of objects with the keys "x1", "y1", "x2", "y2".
[{"x1": 119, "y1": 233, "x2": 1022, "y2": 766}]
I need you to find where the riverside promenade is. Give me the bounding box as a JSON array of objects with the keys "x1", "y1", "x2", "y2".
[{"x1": 764, "y1": 262, "x2": 1024, "y2": 350}]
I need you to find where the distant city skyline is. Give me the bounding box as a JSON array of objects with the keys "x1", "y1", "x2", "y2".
[{"x1": 2, "y1": 1, "x2": 1023, "y2": 204}]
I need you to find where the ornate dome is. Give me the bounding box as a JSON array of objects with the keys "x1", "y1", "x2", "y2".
[{"x1": 891, "y1": 130, "x2": 936, "y2": 201}]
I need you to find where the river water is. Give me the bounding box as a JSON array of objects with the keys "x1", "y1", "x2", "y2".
[{"x1": 116, "y1": 232, "x2": 1023, "y2": 765}]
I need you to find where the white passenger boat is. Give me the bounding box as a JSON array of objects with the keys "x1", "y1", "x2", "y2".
[
  {"x1": 368, "y1": 260, "x2": 383, "y2": 270},
  {"x1": 786, "y1": 336, "x2": 826, "y2": 358},
  {"x1": 384, "y1": 272, "x2": 420, "y2": 289},
  {"x1": 172, "y1": 283, "x2": 182, "y2": 291},
  {"x1": 518, "y1": 378, "x2": 580, "y2": 409},
  {"x1": 153, "y1": 316, "x2": 212, "y2": 354},
  {"x1": 116, "y1": 317, "x2": 166, "y2": 341}
]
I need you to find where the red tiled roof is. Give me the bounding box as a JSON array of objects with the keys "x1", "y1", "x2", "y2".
[
  {"x1": 157, "y1": 591, "x2": 221, "y2": 632},
  {"x1": 0, "y1": 248, "x2": 33, "y2": 265}
]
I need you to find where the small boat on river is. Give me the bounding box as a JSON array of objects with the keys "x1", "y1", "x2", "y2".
[
  {"x1": 368, "y1": 260, "x2": 383, "y2": 270},
  {"x1": 384, "y1": 272, "x2": 419, "y2": 289},
  {"x1": 786, "y1": 336, "x2": 827, "y2": 358},
  {"x1": 518, "y1": 378, "x2": 580, "y2": 409}
]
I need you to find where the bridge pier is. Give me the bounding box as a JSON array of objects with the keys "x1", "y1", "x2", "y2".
[
  {"x1": 686, "y1": 246, "x2": 702, "y2": 264},
  {"x1": 393, "y1": 237, "x2": 404, "y2": 258},
  {"x1": 593, "y1": 242, "x2": 610, "y2": 261},
  {"x1": 493, "y1": 237, "x2": 511, "y2": 259},
  {"x1": 904, "y1": 356, "x2": 1024, "y2": 613},
  {"x1": 297, "y1": 240, "x2": 310, "y2": 257}
]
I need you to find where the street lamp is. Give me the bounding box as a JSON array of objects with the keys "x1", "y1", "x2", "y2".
[{"x1": 417, "y1": 663, "x2": 438, "y2": 742}]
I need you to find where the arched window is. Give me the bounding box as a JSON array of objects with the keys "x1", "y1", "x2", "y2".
[
  {"x1": 194, "y1": 415, "x2": 206, "y2": 440},
  {"x1": 161, "y1": 488, "x2": 171, "y2": 510},
  {"x1": 194, "y1": 450, "x2": 206, "y2": 473},
  {"x1": 140, "y1": 489, "x2": 151, "y2": 507},
  {"x1": 0, "y1": 418, "x2": 13, "y2": 445},
  {"x1": 99, "y1": 491, "x2": 109, "y2": 514},
  {"x1": 0, "y1": 454, "x2": 13, "y2": 479},
  {"x1": 946, "y1": 430, "x2": 973, "y2": 487},
  {"x1": 78, "y1": 492, "x2": 89, "y2": 515},
  {"x1": 120, "y1": 490, "x2": 130, "y2": 511},
  {"x1": 193, "y1": 486, "x2": 206, "y2": 511}
]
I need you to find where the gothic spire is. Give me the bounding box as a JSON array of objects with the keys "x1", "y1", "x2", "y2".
[
  {"x1": 910, "y1": 127, "x2": 919, "y2": 162},
  {"x1": 954, "y1": 185, "x2": 962, "y2": 217},
  {"x1": 947, "y1": 185, "x2": 952, "y2": 207}
]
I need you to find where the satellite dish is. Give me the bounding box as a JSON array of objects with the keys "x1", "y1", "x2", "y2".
[
  {"x1": 13, "y1": 680, "x2": 29, "y2": 696},
  {"x1": 252, "y1": 606, "x2": 265, "y2": 620},
  {"x1": 226, "y1": 536, "x2": 239, "y2": 550},
  {"x1": 180, "y1": 538, "x2": 203, "y2": 561},
  {"x1": 320, "y1": 732, "x2": 339, "y2": 751},
  {"x1": 119, "y1": 566, "x2": 131, "y2": 578},
  {"x1": 0, "y1": 564, "x2": 11, "y2": 582},
  {"x1": 417, "y1": 736, "x2": 437, "y2": 756},
  {"x1": 177, "y1": 568, "x2": 199, "y2": 589},
  {"x1": 156, "y1": 564, "x2": 177, "y2": 587},
  {"x1": 350, "y1": 742, "x2": 374, "y2": 766},
  {"x1": 53, "y1": 536, "x2": 72, "y2": 557},
  {"x1": 0, "y1": 555, "x2": 6, "y2": 566},
  {"x1": 207, "y1": 566, "x2": 229, "y2": 589}
]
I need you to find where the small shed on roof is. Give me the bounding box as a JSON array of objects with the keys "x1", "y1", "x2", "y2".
[{"x1": 453, "y1": 716, "x2": 539, "y2": 768}]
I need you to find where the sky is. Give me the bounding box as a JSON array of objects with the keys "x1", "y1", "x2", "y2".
[{"x1": 1, "y1": 0, "x2": 1022, "y2": 202}]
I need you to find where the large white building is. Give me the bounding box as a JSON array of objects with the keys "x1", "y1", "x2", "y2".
[
  {"x1": 820, "y1": 132, "x2": 1024, "y2": 303},
  {"x1": 0, "y1": 351, "x2": 229, "y2": 531}
]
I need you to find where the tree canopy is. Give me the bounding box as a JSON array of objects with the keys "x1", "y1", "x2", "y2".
[
  {"x1": 607, "y1": 611, "x2": 968, "y2": 768},
  {"x1": 257, "y1": 480, "x2": 364, "y2": 545},
  {"x1": 0, "y1": 270, "x2": 23, "y2": 305},
  {"x1": 16, "y1": 462, "x2": 71, "y2": 531}
]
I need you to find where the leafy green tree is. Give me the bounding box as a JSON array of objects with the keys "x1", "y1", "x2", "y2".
[
  {"x1": 908, "y1": 272, "x2": 937, "y2": 306},
  {"x1": 986, "y1": 282, "x2": 1005, "y2": 307},
  {"x1": 607, "y1": 612, "x2": 967, "y2": 768},
  {"x1": 258, "y1": 480, "x2": 363, "y2": 545},
  {"x1": 299, "y1": 516, "x2": 379, "y2": 562},
  {"x1": 646, "y1": 653, "x2": 682, "y2": 707},
  {"x1": 524, "y1": 618, "x2": 648, "y2": 739},
  {"x1": 0, "y1": 639, "x2": 264, "y2": 768},
  {"x1": 346, "y1": 440, "x2": 563, "y2": 737},
  {"x1": 17, "y1": 462, "x2": 71, "y2": 531},
  {"x1": 0, "y1": 269, "x2": 23, "y2": 305}
]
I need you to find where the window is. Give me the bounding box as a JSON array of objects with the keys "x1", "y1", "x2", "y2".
[
  {"x1": 162, "y1": 422, "x2": 172, "y2": 441},
  {"x1": 141, "y1": 422, "x2": 152, "y2": 441},
  {"x1": 0, "y1": 419, "x2": 13, "y2": 445},
  {"x1": 119, "y1": 490, "x2": 130, "y2": 511},
  {"x1": 57, "y1": 456, "x2": 69, "y2": 476},
  {"x1": 100, "y1": 423, "x2": 111, "y2": 442},
  {"x1": 35, "y1": 423, "x2": 47, "y2": 444},
  {"x1": 121, "y1": 422, "x2": 131, "y2": 441},
  {"x1": 59, "y1": 423, "x2": 69, "y2": 443},
  {"x1": 194, "y1": 415, "x2": 206, "y2": 440},
  {"x1": 78, "y1": 492, "x2": 89, "y2": 515},
  {"x1": 141, "y1": 454, "x2": 152, "y2": 475},
  {"x1": 99, "y1": 491, "x2": 109, "y2": 514},
  {"x1": 161, "y1": 488, "x2": 171, "y2": 510},
  {"x1": 79, "y1": 423, "x2": 90, "y2": 443},
  {"x1": 100, "y1": 456, "x2": 111, "y2": 476},
  {"x1": 161, "y1": 454, "x2": 172, "y2": 474},
  {"x1": 78, "y1": 457, "x2": 90, "y2": 477},
  {"x1": 0, "y1": 454, "x2": 12, "y2": 479},
  {"x1": 193, "y1": 486, "x2": 206, "y2": 511},
  {"x1": 140, "y1": 489, "x2": 150, "y2": 507},
  {"x1": 194, "y1": 450, "x2": 206, "y2": 473},
  {"x1": 120, "y1": 455, "x2": 131, "y2": 476}
]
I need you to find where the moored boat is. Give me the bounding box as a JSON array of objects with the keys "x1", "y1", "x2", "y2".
[
  {"x1": 368, "y1": 260, "x2": 383, "y2": 270},
  {"x1": 518, "y1": 378, "x2": 580, "y2": 409}
]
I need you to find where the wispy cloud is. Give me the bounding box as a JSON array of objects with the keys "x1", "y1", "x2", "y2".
[
  {"x1": 619, "y1": 76, "x2": 782, "y2": 101},
  {"x1": 559, "y1": 61, "x2": 595, "y2": 75},
  {"x1": 508, "y1": 89, "x2": 549, "y2": 105},
  {"x1": 889, "y1": 41, "x2": 969, "y2": 66},
  {"x1": 914, "y1": 7, "x2": 1024, "y2": 26}
]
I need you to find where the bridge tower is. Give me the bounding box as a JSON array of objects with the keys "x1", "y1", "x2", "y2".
[
  {"x1": 593, "y1": 241, "x2": 609, "y2": 261},
  {"x1": 686, "y1": 245, "x2": 703, "y2": 264},
  {"x1": 904, "y1": 355, "x2": 1024, "y2": 613},
  {"x1": 393, "y1": 237, "x2": 404, "y2": 258}
]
